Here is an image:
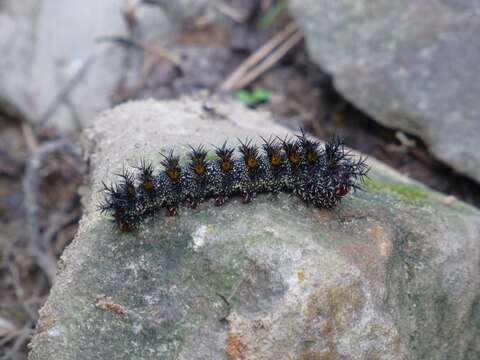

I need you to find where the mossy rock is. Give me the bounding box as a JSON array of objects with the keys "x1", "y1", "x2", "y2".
[{"x1": 29, "y1": 97, "x2": 480, "y2": 360}]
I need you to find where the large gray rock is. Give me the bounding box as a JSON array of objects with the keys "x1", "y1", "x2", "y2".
[
  {"x1": 0, "y1": 0, "x2": 125, "y2": 130},
  {"x1": 29, "y1": 97, "x2": 480, "y2": 359},
  {"x1": 290, "y1": 0, "x2": 480, "y2": 183},
  {"x1": 0, "y1": 0, "x2": 195, "y2": 131},
  {"x1": 0, "y1": 0, "x2": 240, "y2": 131}
]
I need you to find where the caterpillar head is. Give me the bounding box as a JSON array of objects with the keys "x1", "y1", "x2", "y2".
[{"x1": 316, "y1": 138, "x2": 369, "y2": 204}]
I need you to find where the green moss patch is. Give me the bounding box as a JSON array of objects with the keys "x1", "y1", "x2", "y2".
[{"x1": 363, "y1": 179, "x2": 428, "y2": 206}]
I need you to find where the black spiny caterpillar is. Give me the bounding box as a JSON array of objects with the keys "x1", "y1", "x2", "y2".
[{"x1": 99, "y1": 132, "x2": 368, "y2": 232}]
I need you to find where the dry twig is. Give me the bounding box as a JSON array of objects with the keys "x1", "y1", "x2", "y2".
[
  {"x1": 220, "y1": 23, "x2": 303, "y2": 91},
  {"x1": 20, "y1": 123, "x2": 38, "y2": 152},
  {"x1": 215, "y1": 2, "x2": 249, "y2": 23},
  {"x1": 37, "y1": 55, "x2": 96, "y2": 129},
  {"x1": 233, "y1": 30, "x2": 303, "y2": 90},
  {"x1": 23, "y1": 140, "x2": 82, "y2": 284}
]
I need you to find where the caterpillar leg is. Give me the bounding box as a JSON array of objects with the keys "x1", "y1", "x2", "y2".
[
  {"x1": 166, "y1": 206, "x2": 178, "y2": 216},
  {"x1": 185, "y1": 197, "x2": 199, "y2": 209},
  {"x1": 241, "y1": 192, "x2": 253, "y2": 204},
  {"x1": 214, "y1": 196, "x2": 227, "y2": 206}
]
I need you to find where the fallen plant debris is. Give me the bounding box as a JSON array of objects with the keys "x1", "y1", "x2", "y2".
[
  {"x1": 0, "y1": 116, "x2": 85, "y2": 359},
  {"x1": 95, "y1": 298, "x2": 125, "y2": 316}
]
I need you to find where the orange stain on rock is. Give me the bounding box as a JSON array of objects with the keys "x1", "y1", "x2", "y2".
[
  {"x1": 371, "y1": 225, "x2": 393, "y2": 257},
  {"x1": 225, "y1": 334, "x2": 248, "y2": 360},
  {"x1": 297, "y1": 271, "x2": 306, "y2": 284}
]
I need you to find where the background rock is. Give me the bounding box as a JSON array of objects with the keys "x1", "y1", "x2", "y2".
[
  {"x1": 29, "y1": 97, "x2": 480, "y2": 359},
  {"x1": 0, "y1": 0, "x2": 125, "y2": 130},
  {"x1": 0, "y1": 0, "x2": 218, "y2": 132},
  {"x1": 289, "y1": 0, "x2": 480, "y2": 183}
]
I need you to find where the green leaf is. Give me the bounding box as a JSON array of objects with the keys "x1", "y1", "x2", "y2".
[
  {"x1": 236, "y1": 89, "x2": 270, "y2": 107},
  {"x1": 251, "y1": 89, "x2": 270, "y2": 103},
  {"x1": 236, "y1": 90, "x2": 253, "y2": 106}
]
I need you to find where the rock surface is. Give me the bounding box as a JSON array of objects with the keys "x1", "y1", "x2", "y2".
[
  {"x1": 29, "y1": 97, "x2": 480, "y2": 359},
  {"x1": 290, "y1": 0, "x2": 480, "y2": 183}
]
